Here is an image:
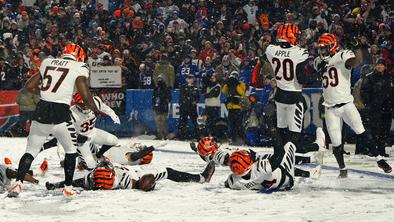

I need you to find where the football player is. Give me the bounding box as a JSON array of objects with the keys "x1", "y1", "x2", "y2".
[
  {"x1": 264, "y1": 23, "x2": 323, "y2": 158},
  {"x1": 314, "y1": 33, "x2": 392, "y2": 177},
  {"x1": 8, "y1": 43, "x2": 99, "y2": 197},
  {"x1": 40, "y1": 92, "x2": 121, "y2": 169},
  {"x1": 225, "y1": 142, "x2": 302, "y2": 191},
  {"x1": 191, "y1": 135, "x2": 323, "y2": 179},
  {"x1": 45, "y1": 160, "x2": 215, "y2": 192},
  {"x1": 76, "y1": 142, "x2": 155, "y2": 170},
  {"x1": 192, "y1": 133, "x2": 325, "y2": 166}
]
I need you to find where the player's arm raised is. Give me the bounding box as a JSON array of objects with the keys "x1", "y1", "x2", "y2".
[
  {"x1": 345, "y1": 38, "x2": 363, "y2": 69},
  {"x1": 24, "y1": 74, "x2": 41, "y2": 95},
  {"x1": 75, "y1": 76, "x2": 99, "y2": 114}
]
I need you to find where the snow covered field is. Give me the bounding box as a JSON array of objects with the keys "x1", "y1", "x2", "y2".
[{"x1": 1, "y1": 137, "x2": 394, "y2": 222}]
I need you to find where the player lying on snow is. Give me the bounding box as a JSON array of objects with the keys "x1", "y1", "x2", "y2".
[
  {"x1": 42, "y1": 139, "x2": 155, "y2": 170},
  {"x1": 225, "y1": 142, "x2": 297, "y2": 191},
  {"x1": 0, "y1": 163, "x2": 40, "y2": 193},
  {"x1": 45, "y1": 160, "x2": 215, "y2": 192},
  {"x1": 39, "y1": 92, "x2": 121, "y2": 169},
  {"x1": 191, "y1": 130, "x2": 324, "y2": 179}
]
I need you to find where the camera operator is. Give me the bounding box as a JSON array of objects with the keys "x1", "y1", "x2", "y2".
[
  {"x1": 360, "y1": 58, "x2": 393, "y2": 157},
  {"x1": 222, "y1": 71, "x2": 247, "y2": 145}
]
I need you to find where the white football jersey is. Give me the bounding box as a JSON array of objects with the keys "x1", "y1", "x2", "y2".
[
  {"x1": 314, "y1": 50, "x2": 355, "y2": 106},
  {"x1": 226, "y1": 157, "x2": 289, "y2": 190},
  {"x1": 84, "y1": 165, "x2": 168, "y2": 190},
  {"x1": 0, "y1": 164, "x2": 11, "y2": 190},
  {"x1": 265, "y1": 44, "x2": 309, "y2": 92},
  {"x1": 39, "y1": 58, "x2": 89, "y2": 105},
  {"x1": 70, "y1": 96, "x2": 117, "y2": 136}
]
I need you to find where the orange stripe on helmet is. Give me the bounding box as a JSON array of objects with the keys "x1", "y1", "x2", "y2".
[
  {"x1": 229, "y1": 150, "x2": 253, "y2": 175},
  {"x1": 277, "y1": 23, "x2": 298, "y2": 45},
  {"x1": 197, "y1": 137, "x2": 218, "y2": 158},
  {"x1": 318, "y1": 33, "x2": 338, "y2": 54},
  {"x1": 63, "y1": 43, "x2": 85, "y2": 62}
]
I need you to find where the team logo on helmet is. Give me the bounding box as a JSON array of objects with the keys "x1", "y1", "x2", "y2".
[
  {"x1": 229, "y1": 150, "x2": 253, "y2": 175},
  {"x1": 197, "y1": 137, "x2": 218, "y2": 158},
  {"x1": 63, "y1": 43, "x2": 85, "y2": 62},
  {"x1": 277, "y1": 23, "x2": 300, "y2": 45},
  {"x1": 73, "y1": 92, "x2": 91, "y2": 114},
  {"x1": 318, "y1": 33, "x2": 338, "y2": 59},
  {"x1": 92, "y1": 160, "x2": 115, "y2": 190}
]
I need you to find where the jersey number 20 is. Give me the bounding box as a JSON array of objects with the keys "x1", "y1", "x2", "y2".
[
  {"x1": 41, "y1": 66, "x2": 70, "y2": 92},
  {"x1": 272, "y1": 58, "x2": 294, "y2": 81}
]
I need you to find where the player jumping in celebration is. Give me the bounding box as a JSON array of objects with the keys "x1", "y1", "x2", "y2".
[
  {"x1": 264, "y1": 23, "x2": 323, "y2": 158},
  {"x1": 314, "y1": 33, "x2": 392, "y2": 177},
  {"x1": 7, "y1": 43, "x2": 99, "y2": 197},
  {"x1": 45, "y1": 160, "x2": 215, "y2": 192},
  {"x1": 41, "y1": 92, "x2": 121, "y2": 169}
]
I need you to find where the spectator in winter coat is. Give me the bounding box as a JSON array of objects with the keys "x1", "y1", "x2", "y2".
[
  {"x1": 153, "y1": 54, "x2": 175, "y2": 89},
  {"x1": 7, "y1": 88, "x2": 40, "y2": 136},
  {"x1": 152, "y1": 75, "x2": 171, "y2": 140},
  {"x1": 139, "y1": 63, "x2": 154, "y2": 89},
  {"x1": 222, "y1": 71, "x2": 247, "y2": 145},
  {"x1": 360, "y1": 59, "x2": 393, "y2": 157},
  {"x1": 198, "y1": 41, "x2": 217, "y2": 63},
  {"x1": 178, "y1": 75, "x2": 199, "y2": 140},
  {"x1": 215, "y1": 55, "x2": 239, "y2": 85},
  {"x1": 203, "y1": 73, "x2": 221, "y2": 136},
  {"x1": 176, "y1": 56, "x2": 199, "y2": 88}
]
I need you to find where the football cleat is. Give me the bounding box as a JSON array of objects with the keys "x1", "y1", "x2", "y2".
[
  {"x1": 46, "y1": 182, "x2": 56, "y2": 190},
  {"x1": 63, "y1": 186, "x2": 80, "y2": 197},
  {"x1": 377, "y1": 159, "x2": 392, "y2": 173},
  {"x1": 7, "y1": 181, "x2": 22, "y2": 198},
  {"x1": 337, "y1": 169, "x2": 348, "y2": 179},
  {"x1": 200, "y1": 161, "x2": 215, "y2": 183},
  {"x1": 315, "y1": 127, "x2": 326, "y2": 151}
]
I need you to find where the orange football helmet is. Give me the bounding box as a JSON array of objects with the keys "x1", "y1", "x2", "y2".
[
  {"x1": 92, "y1": 161, "x2": 115, "y2": 190},
  {"x1": 140, "y1": 152, "x2": 153, "y2": 165},
  {"x1": 197, "y1": 137, "x2": 218, "y2": 158},
  {"x1": 277, "y1": 23, "x2": 300, "y2": 45},
  {"x1": 73, "y1": 92, "x2": 91, "y2": 114},
  {"x1": 318, "y1": 33, "x2": 338, "y2": 58},
  {"x1": 63, "y1": 43, "x2": 85, "y2": 62},
  {"x1": 229, "y1": 150, "x2": 253, "y2": 175}
]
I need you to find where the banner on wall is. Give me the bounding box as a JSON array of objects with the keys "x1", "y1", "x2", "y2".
[
  {"x1": 92, "y1": 88, "x2": 126, "y2": 115},
  {"x1": 90, "y1": 66, "x2": 122, "y2": 88},
  {"x1": 121, "y1": 88, "x2": 323, "y2": 134},
  {"x1": 0, "y1": 91, "x2": 20, "y2": 133}
]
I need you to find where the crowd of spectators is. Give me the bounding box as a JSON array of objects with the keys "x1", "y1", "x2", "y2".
[
  {"x1": 0, "y1": 0, "x2": 393, "y2": 142},
  {"x1": 0, "y1": 0, "x2": 392, "y2": 91}
]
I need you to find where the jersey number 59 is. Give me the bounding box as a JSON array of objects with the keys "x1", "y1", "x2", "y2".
[{"x1": 322, "y1": 67, "x2": 339, "y2": 88}]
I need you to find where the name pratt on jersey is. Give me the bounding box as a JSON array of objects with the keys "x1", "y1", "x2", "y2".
[
  {"x1": 275, "y1": 50, "x2": 290, "y2": 57},
  {"x1": 50, "y1": 60, "x2": 70, "y2": 67}
]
